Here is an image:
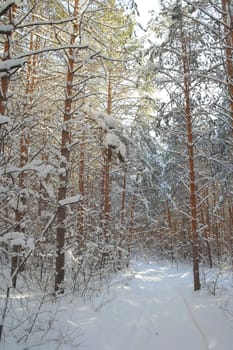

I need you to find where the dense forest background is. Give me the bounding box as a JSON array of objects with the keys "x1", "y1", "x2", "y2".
[{"x1": 0, "y1": 0, "x2": 232, "y2": 310}]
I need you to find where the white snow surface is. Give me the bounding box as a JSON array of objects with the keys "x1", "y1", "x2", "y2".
[{"x1": 1, "y1": 262, "x2": 233, "y2": 349}]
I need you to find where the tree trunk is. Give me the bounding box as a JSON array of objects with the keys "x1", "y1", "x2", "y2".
[
  {"x1": 101, "y1": 70, "x2": 112, "y2": 239},
  {"x1": 222, "y1": 0, "x2": 233, "y2": 130},
  {"x1": 222, "y1": 0, "x2": 233, "y2": 270},
  {"x1": 167, "y1": 203, "x2": 174, "y2": 262},
  {"x1": 0, "y1": 5, "x2": 16, "y2": 152},
  {"x1": 12, "y1": 25, "x2": 40, "y2": 288},
  {"x1": 200, "y1": 206, "x2": 212, "y2": 268},
  {"x1": 0, "y1": 4, "x2": 25, "y2": 288},
  {"x1": 78, "y1": 131, "x2": 85, "y2": 248},
  {"x1": 120, "y1": 165, "x2": 127, "y2": 226},
  {"x1": 128, "y1": 174, "x2": 139, "y2": 260},
  {"x1": 55, "y1": 0, "x2": 79, "y2": 294},
  {"x1": 181, "y1": 34, "x2": 201, "y2": 291}
]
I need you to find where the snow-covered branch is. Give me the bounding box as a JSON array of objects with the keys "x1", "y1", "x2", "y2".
[
  {"x1": 81, "y1": 105, "x2": 126, "y2": 162},
  {"x1": 15, "y1": 44, "x2": 89, "y2": 60},
  {"x1": 0, "y1": 45, "x2": 90, "y2": 77},
  {"x1": 0, "y1": 58, "x2": 25, "y2": 74},
  {"x1": 0, "y1": 24, "x2": 14, "y2": 34},
  {"x1": 59, "y1": 194, "x2": 82, "y2": 207}
]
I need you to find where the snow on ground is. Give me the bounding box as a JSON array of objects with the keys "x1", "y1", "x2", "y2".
[{"x1": 1, "y1": 262, "x2": 233, "y2": 349}]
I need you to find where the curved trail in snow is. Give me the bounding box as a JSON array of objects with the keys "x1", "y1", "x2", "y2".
[
  {"x1": 75, "y1": 263, "x2": 233, "y2": 350},
  {"x1": 182, "y1": 294, "x2": 210, "y2": 350}
]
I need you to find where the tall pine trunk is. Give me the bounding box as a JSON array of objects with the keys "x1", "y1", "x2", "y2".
[
  {"x1": 0, "y1": 4, "x2": 16, "y2": 151},
  {"x1": 0, "y1": 3, "x2": 25, "y2": 288},
  {"x1": 222, "y1": 0, "x2": 233, "y2": 271},
  {"x1": 102, "y1": 71, "x2": 112, "y2": 240},
  {"x1": 12, "y1": 29, "x2": 40, "y2": 288},
  {"x1": 222, "y1": 0, "x2": 233, "y2": 129},
  {"x1": 55, "y1": 0, "x2": 79, "y2": 294},
  {"x1": 181, "y1": 33, "x2": 201, "y2": 291},
  {"x1": 78, "y1": 131, "x2": 85, "y2": 249}
]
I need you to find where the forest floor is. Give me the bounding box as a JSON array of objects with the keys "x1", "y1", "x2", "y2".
[{"x1": 1, "y1": 261, "x2": 233, "y2": 349}]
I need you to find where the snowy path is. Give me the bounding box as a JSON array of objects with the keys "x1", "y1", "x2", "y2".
[
  {"x1": 75, "y1": 263, "x2": 233, "y2": 350},
  {"x1": 3, "y1": 263, "x2": 233, "y2": 349}
]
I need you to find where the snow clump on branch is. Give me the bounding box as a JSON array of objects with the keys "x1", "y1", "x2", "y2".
[
  {"x1": 104, "y1": 132, "x2": 126, "y2": 163},
  {"x1": 81, "y1": 104, "x2": 126, "y2": 162},
  {"x1": 92, "y1": 110, "x2": 118, "y2": 131}
]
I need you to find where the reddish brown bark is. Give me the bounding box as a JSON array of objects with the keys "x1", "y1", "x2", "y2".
[
  {"x1": 127, "y1": 173, "x2": 139, "y2": 257},
  {"x1": 0, "y1": 42, "x2": 9, "y2": 116},
  {"x1": 213, "y1": 191, "x2": 222, "y2": 263},
  {"x1": 0, "y1": 5, "x2": 17, "y2": 154},
  {"x1": 78, "y1": 132, "x2": 85, "y2": 242},
  {"x1": 1, "y1": 4, "x2": 26, "y2": 288},
  {"x1": 181, "y1": 35, "x2": 201, "y2": 291},
  {"x1": 55, "y1": 0, "x2": 80, "y2": 293},
  {"x1": 102, "y1": 149, "x2": 112, "y2": 233},
  {"x1": 167, "y1": 203, "x2": 175, "y2": 261},
  {"x1": 203, "y1": 187, "x2": 213, "y2": 268},
  {"x1": 120, "y1": 165, "x2": 127, "y2": 225},
  {"x1": 222, "y1": 0, "x2": 233, "y2": 130},
  {"x1": 116, "y1": 164, "x2": 127, "y2": 267},
  {"x1": 200, "y1": 206, "x2": 213, "y2": 268},
  {"x1": 222, "y1": 0, "x2": 233, "y2": 270},
  {"x1": 12, "y1": 29, "x2": 40, "y2": 288},
  {"x1": 0, "y1": 6, "x2": 16, "y2": 114},
  {"x1": 102, "y1": 71, "x2": 112, "y2": 237}
]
